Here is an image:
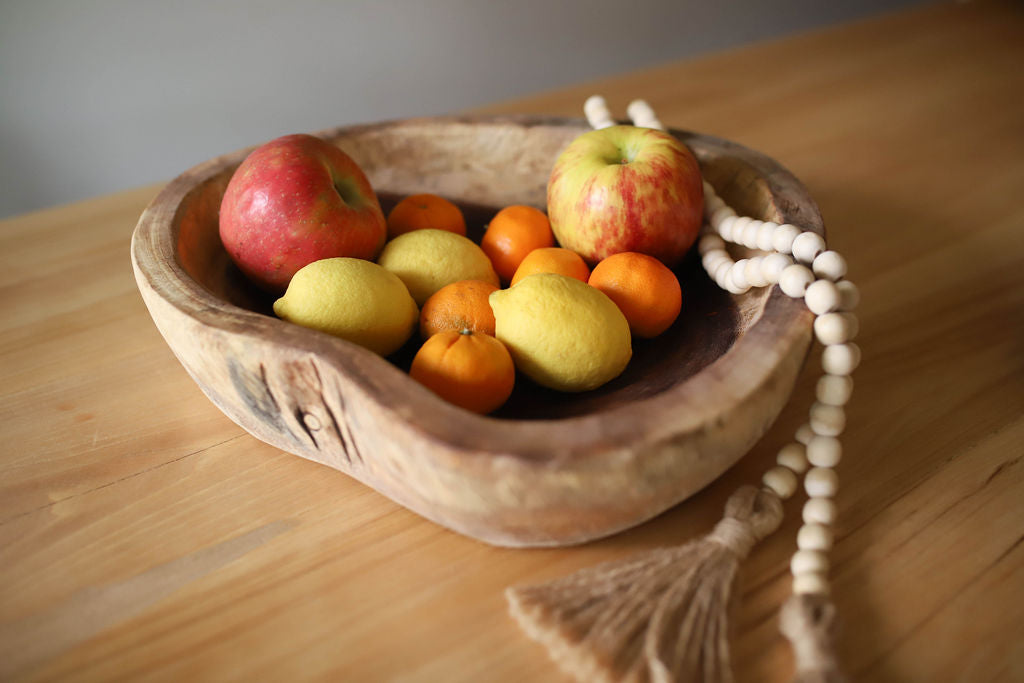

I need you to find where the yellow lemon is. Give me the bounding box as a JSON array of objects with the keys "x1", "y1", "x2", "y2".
[
  {"x1": 377, "y1": 229, "x2": 499, "y2": 305},
  {"x1": 489, "y1": 273, "x2": 632, "y2": 392},
  {"x1": 273, "y1": 257, "x2": 418, "y2": 356}
]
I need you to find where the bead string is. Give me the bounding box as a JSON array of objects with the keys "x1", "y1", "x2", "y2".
[{"x1": 586, "y1": 96, "x2": 859, "y2": 598}]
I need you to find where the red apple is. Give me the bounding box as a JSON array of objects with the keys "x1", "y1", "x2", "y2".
[
  {"x1": 219, "y1": 133, "x2": 387, "y2": 292},
  {"x1": 546, "y1": 125, "x2": 703, "y2": 267}
]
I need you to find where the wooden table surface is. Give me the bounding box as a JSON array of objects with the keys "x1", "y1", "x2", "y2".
[{"x1": 2, "y1": 2, "x2": 1022, "y2": 681}]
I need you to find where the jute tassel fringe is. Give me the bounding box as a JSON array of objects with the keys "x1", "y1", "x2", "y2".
[{"x1": 506, "y1": 485, "x2": 784, "y2": 683}]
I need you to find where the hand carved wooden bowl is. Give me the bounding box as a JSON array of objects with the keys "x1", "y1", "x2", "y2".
[{"x1": 131, "y1": 115, "x2": 820, "y2": 547}]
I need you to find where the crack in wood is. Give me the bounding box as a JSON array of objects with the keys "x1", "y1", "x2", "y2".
[
  {"x1": 306, "y1": 359, "x2": 349, "y2": 464},
  {"x1": 307, "y1": 358, "x2": 363, "y2": 467},
  {"x1": 0, "y1": 435, "x2": 247, "y2": 527},
  {"x1": 294, "y1": 406, "x2": 319, "y2": 450},
  {"x1": 983, "y1": 455, "x2": 1021, "y2": 488},
  {"x1": 334, "y1": 381, "x2": 364, "y2": 466}
]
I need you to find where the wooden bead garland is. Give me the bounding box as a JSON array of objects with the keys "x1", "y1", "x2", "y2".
[
  {"x1": 507, "y1": 97, "x2": 854, "y2": 683},
  {"x1": 696, "y1": 161, "x2": 858, "y2": 607}
]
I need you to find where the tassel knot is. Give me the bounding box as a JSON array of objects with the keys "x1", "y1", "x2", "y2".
[
  {"x1": 708, "y1": 518, "x2": 758, "y2": 557},
  {"x1": 708, "y1": 485, "x2": 785, "y2": 557}
]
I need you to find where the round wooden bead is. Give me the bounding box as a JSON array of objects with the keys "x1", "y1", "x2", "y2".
[
  {"x1": 627, "y1": 99, "x2": 660, "y2": 128},
  {"x1": 749, "y1": 220, "x2": 765, "y2": 249},
  {"x1": 802, "y1": 497, "x2": 837, "y2": 525},
  {"x1": 584, "y1": 95, "x2": 615, "y2": 128},
  {"x1": 761, "y1": 253, "x2": 793, "y2": 284},
  {"x1": 817, "y1": 374, "x2": 854, "y2": 406},
  {"x1": 703, "y1": 179, "x2": 716, "y2": 196},
  {"x1": 730, "y1": 219, "x2": 747, "y2": 245},
  {"x1": 836, "y1": 279, "x2": 860, "y2": 311},
  {"x1": 730, "y1": 259, "x2": 751, "y2": 290},
  {"x1": 814, "y1": 312, "x2": 859, "y2": 345},
  {"x1": 805, "y1": 467, "x2": 839, "y2": 498},
  {"x1": 702, "y1": 250, "x2": 729, "y2": 271},
  {"x1": 704, "y1": 257, "x2": 731, "y2": 279},
  {"x1": 822, "y1": 343, "x2": 862, "y2": 375},
  {"x1": 797, "y1": 523, "x2": 834, "y2": 551},
  {"x1": 699, "y1": 233, "x2": 726, "y2": 254},
  {"x1": 810, "y1": 402, "x2": 846, "y2": 437},
  {"x1": 757, "y1": 222, "x2": 777, "y2": 251},
  {"x1": 806, "y1": 435, "x2": 842, "y2": 467},
  {"x1": 745, "y1": 256, "x2": 769, "y2": 287},
  {"x1": 812, "y1": 250, "x2": 847, "y2": 281},
  {"x1": 763, "y1": 466, "x2": 799, "y2": 499},
  {"x1": 714, "y1": 264, "x2": 734, "y2": 291},
  {"x1": 730, "y1": 216, "x2": 752, "y2": 242},
  {"x1": 804, "y1": 279, "x2": 842, "y2": 315},
  {"x1": 779, "y1": 264, "x2": 815, "y2": 297},
  {"x1": 718, "y1": 215, "x2": 738, "y2": 242},
  {"x1": 724, "y1": 264, "x2": 749, "y2": 294},
  {"x1": 772, "y1": 223, "x2": 801, "y2": 254},
  {"x1": 705, "y1": 261, "x2": 730, "y2": 283},
  {"x1": 792, "y1": 572, "x2": 831, "y2": 596},
  {"x1": 710, "y1": 206, "x2": 736, "y2": 230},
  {"x1": 702, "y1": 248, "x2": 722, "y2": 263},
  {"x1": 725, "y1": 279, "x2": 749, "y2": 295},
  {"x1": 777, "y1": 442, "x2": 809, "y2": 474},
  {"x1": 715, "y1": 256, "x2": 735, "y2": 277},
  {"x1": 791, "y1": 548, "x2": 830, "y2": 575},
  {"x1": 795, "y1": 422, "x2": 815, "y2": 445},
  {"x1": 792, "y1": 231, "x2": 827, "y2": 264},
  {"x1": 742, "y1": 220, "x2": 763, "y2": 249}
]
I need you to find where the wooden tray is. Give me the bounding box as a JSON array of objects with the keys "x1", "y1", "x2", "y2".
[{"x1": 130, "y1": 115, "x2": 819, "y2": 547}]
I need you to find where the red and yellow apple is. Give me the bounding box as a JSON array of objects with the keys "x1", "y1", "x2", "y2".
[
  {"x1": 546, "y1": 125, "x2": 704, "y2": 267},
  {"x1": 219, "y1": 133, "x2": 387, "y2": 292}
]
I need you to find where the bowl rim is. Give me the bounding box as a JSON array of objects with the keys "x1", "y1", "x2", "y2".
[{"x1": 131, "y1": 113, "x2": 819, "y2": 462}]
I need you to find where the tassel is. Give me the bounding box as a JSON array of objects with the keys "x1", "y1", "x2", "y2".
[
  {"x1": 506, "y1": 485, "x2": 784, "y2": 683},
  {"x1": 779, "y1": 593, "x2": 846, "y2": 683}
]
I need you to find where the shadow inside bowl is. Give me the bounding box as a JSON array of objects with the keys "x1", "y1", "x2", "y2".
[{"x1": 182, "y1": 185, "x2": 742, "y2": 421}]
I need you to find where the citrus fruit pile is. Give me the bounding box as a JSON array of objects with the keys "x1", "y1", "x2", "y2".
[
  {"x1": 272, "y1": 190, "x2": 685, "y2": 415},
  {"x1": 225, "y1": 127, "x2": 702, "y2": 415}
]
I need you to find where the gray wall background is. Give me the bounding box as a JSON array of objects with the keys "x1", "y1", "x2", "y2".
[{"x1": 0, "y1": 0, "x2": 923, "y2": 218}]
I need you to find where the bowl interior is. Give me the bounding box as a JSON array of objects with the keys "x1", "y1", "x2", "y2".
[{"x1": 174, "y1": 117, "x2": 780, "y2": 420}]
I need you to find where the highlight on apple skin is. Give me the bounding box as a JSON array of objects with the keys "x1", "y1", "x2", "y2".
[
  {"x1": 546, "y1": 125, "x2": 704, "y2": 268},
  {"x1": 219, "y1": 133, "x2": 387, "y2": 293}
]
